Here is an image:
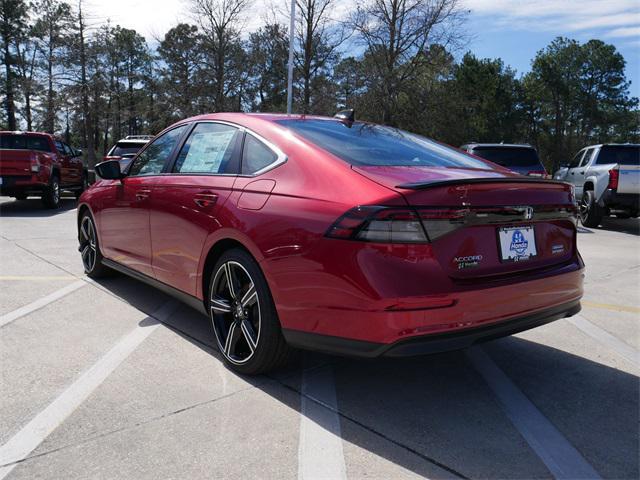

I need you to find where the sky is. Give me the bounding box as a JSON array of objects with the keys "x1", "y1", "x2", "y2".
[{"x1": 84, "y1": 0, "x2": 640, "y2": 97}]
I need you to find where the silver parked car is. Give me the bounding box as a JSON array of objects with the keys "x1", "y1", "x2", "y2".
[{"x1": 554, "y1": 144, "x2": 639, "y2": 227}]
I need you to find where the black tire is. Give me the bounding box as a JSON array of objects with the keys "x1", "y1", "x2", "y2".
[
  {"x1": 42, "y1": 174, "x2": 61, "y2": 209},
  {"x1": 579, "y1": 190, "x2": 604, "y2": 228},
  {"x1": 75, "y1": 172, "x2": 89, "y2": 200},
  {"x1": 78, "y1": 212, "x2": 110, "y2": 278},
  {"x1": 14, "y1": 193, "x2": 27, "y2": 201},
  {"x1": 208, "y1": 248, "x2": 295, "y2": 375}
]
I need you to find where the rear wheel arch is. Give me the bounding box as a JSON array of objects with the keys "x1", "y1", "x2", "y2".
[
  {"x1": 201, "y1": 239, "x2": 254, "y2": 308},
  {"x1": 77, "y1": 204, "x2": 91, "y2": 230}
]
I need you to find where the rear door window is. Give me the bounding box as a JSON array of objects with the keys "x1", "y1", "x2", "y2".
[
  {"x1": 129, "y1": 125, "x2": 188, "y2": 176},
  {"x1": 54, "y1": 140, "x2": 65, "y2": 154},
  {"x1": 173, "y1": 123, "x2": 241, "y2": 174},
  {"x1": 579, "y1": 149, "x2": 595, "y2": 167},
  {"x1": 63, "y1": 143, "x2": 74, "y2": 156}
]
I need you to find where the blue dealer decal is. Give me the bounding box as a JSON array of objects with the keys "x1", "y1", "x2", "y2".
[{"x1": 510, "y1": 230, "x2": 528, "y2": 256}]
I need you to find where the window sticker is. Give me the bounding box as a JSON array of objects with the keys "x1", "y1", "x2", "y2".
[{"x1": 180, "y1": 130, "x2": 236, "y2": 173}]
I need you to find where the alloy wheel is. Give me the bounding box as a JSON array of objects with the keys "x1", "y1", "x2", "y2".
[
  {"x1": 210, "y1": 261, "x2": 261, "y2": 365},
  {"x1": 579, "y1": 195, "x2": 590, "y2": 222},
  {"x1": 52, "y1": 180, "x2": 60, "y2": 204},
  {"x1": 80, "y1": 216, "x2": 97, "y2": 272}
]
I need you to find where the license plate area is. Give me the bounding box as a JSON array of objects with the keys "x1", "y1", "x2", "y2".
[{"x1": 497, "y1": 225, "x2": 538, "y2": 262}]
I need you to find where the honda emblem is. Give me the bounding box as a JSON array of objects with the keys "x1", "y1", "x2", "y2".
[{"x1": 524, "y1": 206, "x2": 534, "y2": 220}]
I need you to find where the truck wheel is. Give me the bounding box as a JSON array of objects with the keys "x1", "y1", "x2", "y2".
[
  {"x1": 75, "y1": 172, "x2": 89, "y2": 200},
  {"x1": 579, "y1": 190, "x2": 603, "y2": 228},
  {"x1": 42, "y1": 174, "x2": 61, "y2": 209}
]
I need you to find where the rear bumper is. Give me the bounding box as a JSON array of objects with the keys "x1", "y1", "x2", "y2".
[
  {"x1": 283, "y1": 299, "x2": 581, "y2": 357},
  {"x1": 0, "y1": 175, "x2": 47, "y2": 196},
  {"x1": 600, "y1": 189, "x2": 639, "y2": 212}
]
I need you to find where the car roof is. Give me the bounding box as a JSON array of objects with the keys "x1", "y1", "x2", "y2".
[
  {"x1": 580, "y1": 143, "x2": 640, "y2": 148},
  {"x1": 463, "y1": 143, "x2": 534, "y2": 149},
  {"x1": 0, "y1": 130, "x2": 56, "y2": 140},
  {"x1": 115, "y1": 139, "x2": 150, "y2": 144}
]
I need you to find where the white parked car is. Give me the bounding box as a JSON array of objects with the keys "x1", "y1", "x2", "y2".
[{"x1": 554, "y1": 144, "x2": 639, "y2": 227}]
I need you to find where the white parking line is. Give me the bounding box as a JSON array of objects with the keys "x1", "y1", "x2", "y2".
[
  {"x1": 466, "y1": 347, "x2": 601, "y2": 480},
  {"x1": 298, "y1": 364, "x2": 347, "y2": 480},
  {"x1": 567, "y1": 315, "x2": 639, "y2": 368},
  {"x1": 0, "y1": 279, "x2": 86, "y2": 328},
  {"x1": 0, "y1": 299, "x2": 180, "y2": 479}
]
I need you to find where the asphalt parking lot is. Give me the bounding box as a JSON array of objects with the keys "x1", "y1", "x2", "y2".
[{"x1": 0, "y1": 195, "x2": 638, "y2": 480}]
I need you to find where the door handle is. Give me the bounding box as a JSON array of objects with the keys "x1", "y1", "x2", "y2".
[
  {"x1": 194, "y1": 192, "x2": 218, "y2": 208},
  {"x1": 579, "y1": 171, "x2": 585, "y2": 174},
  {"x1": 136, "y1": 189, "x2": 151, "y2": 200}
]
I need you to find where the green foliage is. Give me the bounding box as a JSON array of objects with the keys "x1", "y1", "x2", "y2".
[{"x1": 1, "y1": 0, "x2": 638, "y2": 174}]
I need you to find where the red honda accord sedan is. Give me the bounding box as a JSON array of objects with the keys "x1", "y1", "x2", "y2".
[{"x1": 78, "y1": 112, "x2": 584, "y2": 374}]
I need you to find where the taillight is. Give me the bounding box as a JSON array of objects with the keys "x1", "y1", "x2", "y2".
[
  {"x1": 30, "y1": 154, "x2": 40, "y2": 173},
  {"x1": 325, "y1": 206, "x2": 468, "y2": 243},
  {"x1": 608, "y1": 168, "x2": 619, "y2": 190},
  {"x1": 325, "y1": 207, "x2": 428, "y2": 243}
]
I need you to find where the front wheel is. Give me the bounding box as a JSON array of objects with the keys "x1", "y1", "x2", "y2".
[
  {"x1": 208, "y1": 249, "x2": 294, "y2": 375},
  {"x1": 579, "y1": 190, "x2": 604, "y2": 228}
]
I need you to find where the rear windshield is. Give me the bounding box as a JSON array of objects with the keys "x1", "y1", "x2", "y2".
[
  {"x1": 111, "y1": 142, "x2": 146, "y2": 156},
  {"x1": 596, "y1": 145, "x2": 640, "y2": 166},
  {"x1": 470, "y1": 147, "x2": 541, "y2": 167},
  {"x1": 0, "y1": 134, "x2": 51, "y2": 152},
  {"x1": 276, "y1": 119, "x2": 490, "y2": 169}
]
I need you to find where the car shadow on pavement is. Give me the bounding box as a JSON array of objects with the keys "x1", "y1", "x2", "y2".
[
  {"x1": 0, "y1": 197, "x2": 77, "y2": 217},
  {"x1": 597, "y1": 217, "x2": 640, "y2": 236},
  {"x1": 93, "y1": 274, "x2": 639, "y2": 480}
]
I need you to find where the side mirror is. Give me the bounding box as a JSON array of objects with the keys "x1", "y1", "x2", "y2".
[
  {"x1": 95, "y1": 160, "x2": 124, "y2": 180},
  {"x1": 75, "y1": 148, "x2": 83, "y2": 157}
]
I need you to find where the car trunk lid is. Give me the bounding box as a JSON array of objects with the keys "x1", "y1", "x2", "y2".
[{"x1": 353, "y1": 165, "x2": 577, "y2": 279}]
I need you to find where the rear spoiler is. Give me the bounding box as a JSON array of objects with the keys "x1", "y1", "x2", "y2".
[{"x1": 397, "y1": 177, "x2": 569, "y2": 190}]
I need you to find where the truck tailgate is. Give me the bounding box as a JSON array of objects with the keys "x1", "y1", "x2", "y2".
[{"x1": 617, "y1": 165, "x2": 640, "y2": 194}]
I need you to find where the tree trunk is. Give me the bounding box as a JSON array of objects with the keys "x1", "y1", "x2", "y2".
[
  {"x1": 78, "y1": 2, "x2": 96, "y2": 167},
  {"x1": 3, "y1": 39, "x2": 17, "y2": 130},
  {"x1": 302, "y1": 8, "x2": 313, "y2": 113},
  {"x1": 215, "y1": 30, "x2": 225, "y2": 111},
  {"x1": 45, "y1": 37, "x2": 54, "y2": 133}
]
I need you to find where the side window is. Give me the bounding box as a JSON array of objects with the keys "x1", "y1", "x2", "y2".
[
  {"x1": 54, "y1": 140, "x2": 65, "y2": 154},
  {"x1": 129, "y1": 125, "x2": 187, "y2": 176},
  {"x1": 579, "y1": 149, "x2": 594, "y2": 167},
  {"x1": 62, "y1": 143, "x2": 74, "y2": 156},
  {"x1": 241, "y1": 134, "x2": 278, "y2": 175},
  {"x1": 568, "y1": 150, "x2": 584, "y2": 168},
  {"x1": 173, "y1": 123, "x2": 240, "y2": 174}
]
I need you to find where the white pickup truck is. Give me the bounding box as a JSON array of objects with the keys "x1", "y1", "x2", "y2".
[{"x1": 554, "y1": 144, "x2": 639, "y2": 227}]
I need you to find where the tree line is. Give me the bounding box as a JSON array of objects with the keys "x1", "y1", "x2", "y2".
[{"x1": 1, "y1": 0, "x2": 638, "y2": 171}]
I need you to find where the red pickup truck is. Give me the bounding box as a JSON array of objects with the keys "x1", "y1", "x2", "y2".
[{"x1": 0, "y1": 131, "x2": 88, "y2": 208}]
